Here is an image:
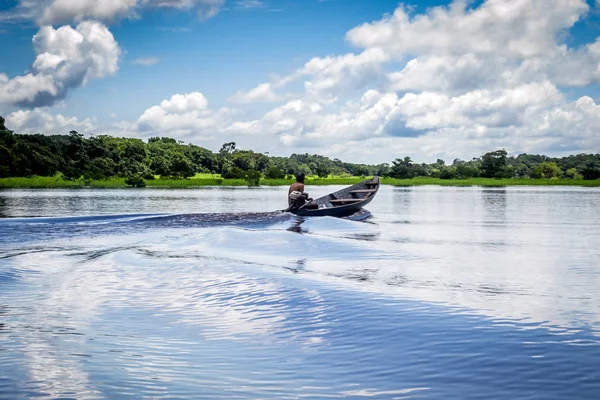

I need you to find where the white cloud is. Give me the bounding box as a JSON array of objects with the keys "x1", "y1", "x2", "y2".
[
  {"x1": 10, "y1": 87, "x2": 599, "y2": 164},
  {"x1": 39, "y1": 0, "x2": 138, "y2": 25},
  {"x1": 346, "y1": 0, "x2": 589, "y2": 59},
  {"x1": 0, "y1": 22, "x2": 120, "y2": 109},
  {"x1": 215, "y1": 0, "x2": 600, "y2": 161},
  {"x1": 347, "y1": 0, "x2": 600, "y2": 91},
  {"x1": 1, "y1": 0, "x2": 226, "y2": 25},
  {"x1": 537, "y1": 96, "x2": 600, "y2": 146},
  {"x1": 306, "y1": 98, "x2": 600, "y2": 163},
  {"x1": 132, "y1": 57, "x2": 159, "y2": 66},
  {"x1": 387, "y1": 54, "x2": 505, "y2": 94},
  {"x1": 233, "y1": 0, "x2": 599, "y2": 104},
  {"x1": 220, "y1": 84, "x2": 599, "y2": 162},
  {"x1": 395, "y1": 81, "x2": 562, "y2": 131},
  {"x1": 135, "y1": 92, "x2": 234, "y2": 138},
  {"x1": 229, "y1": 83, "x2": 281, "y2": 103},
  {"x1": 236, "y1": 0, "x2": 265, "y2": 9},
  {"x1": 300, "y1": 48, "x2": 389, "y2": 96},
  {"x1": 5, "y1": 0, "x2": 600, "y2": 163},
  {"x1": 226, "y1": 47, "x2": 390, "y2": 106},
  {"x1": 6, "y1": 108, "x2": 96, "y2": 135}
]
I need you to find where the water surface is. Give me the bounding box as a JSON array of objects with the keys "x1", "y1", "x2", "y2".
[{"x1": 1, "y1": 186, "x2": 599, "y2": 399}]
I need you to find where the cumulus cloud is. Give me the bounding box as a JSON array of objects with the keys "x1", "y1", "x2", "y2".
[
  {"x1": 39, "y1": 0, "x2": 137, "y2": 25},
  {"x1": 135, "y1": 92, "x2": 234, "y2": 138},
  {"x1": 395, "y1": 81, "x2": 562, "y2": 131},
  {"x1": 346, "y1": 0, "x2": 588, "y2": 58},
  {"x1": 304, "y1": 96, "x2": 600, "y2": 163},
  {"x1": 6, "y1": 108, "x2": 96, "y2": 135},
  {"x1": 227, "y1": 47, "x2": 389, "y2": 106},
  {"x1": 0, "y1": 0, "x2": 226, "y2": 25},
  {"x1": 229, "y1": 83, "x2": 282, "y2": 103},
  {"x1": 0, "y1": 22, "x2": 120, "y2": 109},
  {"x1": 347, "y1": 0, "x2": 600, "y2": 91},
  {"x1": 240, "y1": 0, "x2": 599, "y2": 100},
  {"x1": 215, "y1": 0, "x2": 600, "y2": 161},
  {"x1": 224, "y1": 82, "x2": 563, "y2": 147},
  {"x1": 300, "y1": 48, "x2": 389, "y2": 96},
  {"x1": 5, "y1": 0, "x2": 600, "y2": 163}
]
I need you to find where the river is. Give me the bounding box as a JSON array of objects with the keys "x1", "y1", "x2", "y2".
[{"x1": 0, "y1": 185, "x2": 599, "y2": 399}]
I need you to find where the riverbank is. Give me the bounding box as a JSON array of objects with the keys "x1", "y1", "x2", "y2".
[{"x1": 1, "y1": 175, "x2": 599, "y2": 188}]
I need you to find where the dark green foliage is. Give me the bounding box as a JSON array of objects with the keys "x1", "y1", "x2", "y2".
[
  {"x1": 1, "y1": 115, "x2": 599, "y2": 184},
  {"x1": 582, "y1": 165, "x2": 600, "y2": 180},
  {"x1": 222, "y1": 166, "x2": 246, "y2": 179},
  {"x1": 480, "y1": 149, "x2": 508, "y2": 178},
  {"x1": 169, "y1": 152, "x2": 195, "y2": 178},
  {"x1": 245, "y1": 169, "x2": 262, "y2": 186},
  {"x1": 390, "y1": 157, "x2": 422, "y2": 179},
  {"x1": 265, "y1": 166, "x2": 285, "y2": 179},
  {"x1": 296, "y1": 163, "x2": 312, "y2": 176},
  {"x1": 84, "y1": 157, "x2": 116, "y2": 180},
  {"x1": 314, "y1": 164, "x2": 331, "y2": 178},
  {"x1": 439, "y1": 166, "x2": 457, "y2": 179},
  {"x1": 124, "y1": 175, "x2": 146, "y2": 187},
  {"x1": 452, "y1": 159, "x2": 480, "y2": 178},
  {"x1": 374, "y1": 163, "x2": 391, "y2": 177},
  {"x1": 219, "y1": 142, "x2": 236, "y2": 155},
  {"x1": 353, "y1": 165, "x2": 370, "y2": 177}
]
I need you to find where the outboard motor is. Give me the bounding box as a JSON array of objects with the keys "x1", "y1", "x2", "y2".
[{"x1": 288, "y1": 190, "x2": 310, "y2": 212}]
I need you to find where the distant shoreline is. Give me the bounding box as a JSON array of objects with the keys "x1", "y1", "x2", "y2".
[{"x1": 1, "y1": 176, "x2": 599, "y2": 189}]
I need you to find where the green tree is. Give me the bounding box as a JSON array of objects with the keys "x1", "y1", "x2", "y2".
[
  {"x1": 265, "y1": 166, "x2": 285, "y2": 179},
  {"x1": 565, "y1": 168, "x2": 583, "y2": 180},
  {"x1": 315, "y1": 164, "x2": 331, "y2": 178},
  {"x1": 533, "y1": 162, "x2": 562, "y2": 179},
  {"x1": 480, "y1": 149, "x2": 508, "y2": 178},
  {"x1": 296, "y1": 163, "x2": 312, "y2": 176},
  {"x1": 390, "y1": 157, "x2": 418, "y2": 179},
  {"x1": 125, "y1": 175, "x2": 146, "y2": 187},
  {"x1": 219, "y1": 142, "x2": 236, "y2": 155},
  {"x1": 581, "y1": 165, "x2": 600, "y2": 180},
  {"x1": 374, "y1": 163, "x2": 390, "y2": 177},
  {"x1": 245, "y1": 169, "x2": 262, "y2": 186},
  {"x1": 85, "y1": 157, "x2": 116, "y2": 180},
  {"x1": 439, "y1": 166, "x2": 457, "y2": 179},
  {"x1": 221, "y1": 166, "x2": 246, "y2": 179},
  {"x1": 168, "y1": 152, "x2": 195, "y2": 178}
]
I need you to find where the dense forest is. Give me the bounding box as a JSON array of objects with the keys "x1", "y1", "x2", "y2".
[{"x1": 1, "y1": 116, "x2": 600, "y2": 186}]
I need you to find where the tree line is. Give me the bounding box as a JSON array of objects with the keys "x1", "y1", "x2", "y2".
[{"x1": 1, "y1": 116, "x2": 599, "y2": 185}]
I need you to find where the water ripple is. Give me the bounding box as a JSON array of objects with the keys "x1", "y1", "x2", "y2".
[{"x1": 1, "y1": 186, "x2": 600, "y2": 398}]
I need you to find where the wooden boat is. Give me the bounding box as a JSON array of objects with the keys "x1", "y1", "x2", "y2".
[{"x1": 293, "y1": 176, "x2": 380, "y2": 217}]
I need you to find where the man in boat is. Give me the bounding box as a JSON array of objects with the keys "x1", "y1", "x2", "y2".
[{"x1": 287, "y1": 173, "x2": 312, "y2": 212}]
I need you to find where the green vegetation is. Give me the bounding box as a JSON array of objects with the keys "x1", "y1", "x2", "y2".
[
  {"x1": 1, "y1": 115, "x2": 599, "y2": 188},
  {"x1": 381, "y1": 177, "x2": 600, "y2": 187},
  {"x1": 2, "y1": 175, "x2": 599, "y2": 189}
]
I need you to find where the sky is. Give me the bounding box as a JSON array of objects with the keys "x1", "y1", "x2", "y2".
[{"x1": 0, "y1": 0, "x2": 599, "y2": 164}]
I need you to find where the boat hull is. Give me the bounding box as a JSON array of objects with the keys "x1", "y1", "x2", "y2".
[{"x1": 293, "y1": 177, "x2": 380, "y2": 218}]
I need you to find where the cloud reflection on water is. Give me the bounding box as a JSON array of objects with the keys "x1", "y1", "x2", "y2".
[{"x1": 1, "y1": 185, "x2": 600, "y2": 398}]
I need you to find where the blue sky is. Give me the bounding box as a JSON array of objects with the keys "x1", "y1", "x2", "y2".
[{"x1": 1, "y1": 0, "x2": 599, "y2": 163}]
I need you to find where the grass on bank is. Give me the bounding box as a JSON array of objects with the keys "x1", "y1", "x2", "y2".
[
  {"x1": 381, "y1": 177, "x2": 600, "y2": 187},
  {"x1": 0, "y1": 175, "x2": 598, "y2": 189}
]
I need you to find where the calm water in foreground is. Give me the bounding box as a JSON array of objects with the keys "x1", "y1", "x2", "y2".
[{"x1": 0, "y1": 186, "x2": 599, "y2": 399}]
